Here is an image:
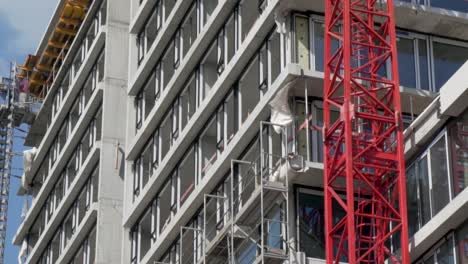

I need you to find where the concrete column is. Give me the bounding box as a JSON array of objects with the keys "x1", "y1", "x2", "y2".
[{"x1": 95, "y1": 0, "x2": 129, "y2": 263}]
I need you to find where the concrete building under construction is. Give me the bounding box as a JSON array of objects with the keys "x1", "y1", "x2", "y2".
[{"x1": 11, "y1": 0, "x2": 468, "y2": 263}]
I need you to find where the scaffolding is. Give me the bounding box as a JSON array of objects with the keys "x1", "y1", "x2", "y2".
[{"x1": 179, "y1": 121, "x2": 294, "y2": 264}]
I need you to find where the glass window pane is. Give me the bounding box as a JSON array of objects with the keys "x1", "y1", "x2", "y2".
[
  {"x1": 430, "y1": 0, "x2": 468, "y2": 13},
  {"x1": 314, "y1": 22, "x2": 324, "y2": 72},
  {"x1": 436, "y1": 237, "x2": 455, "y2": 264},
  {"x1": 397, "y1": 37, "x2": 416, "y2": 88},
  {"x1": 450, "y1": 110, "x2": 468, "y2": 197},
  {"x1": 298, "y1": 191, "x2": 346, "y2": 260},
  {"x1": 456, "y1": 221, "x2": 468, "y2": 264},
  {"x1": 418, "y1": 39, "x2": 430, "y2": 90},
  {"x1": 406, "y1": 164, "x2": 420, "y2": 237},
  {"x1": 430, "y1": 136, "x2": 450, "y2": 215},
  {"x1": 433, "y1": 42, "x2": 468, "y2": 91},
  {"x1": 418, "y1": 156, "x2": 431, "y2": 225}
]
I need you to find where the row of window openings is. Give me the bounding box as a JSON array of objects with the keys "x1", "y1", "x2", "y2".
[
  {"x1": 136, "y1": 0, "x2": 218, "y2": 66},
  {"x1": 49, "y1": 49, "x2": 105, "y2": 132},
  {"x1": 130, "y1": 101, "x2": 420, "y2": 264},
  {"x1": 48, "y1": 2, "x2": 106, "y2": 125},
  {"x1": 135, "y1": 0, "x2": 268, "y2": 101},
  {"x1": 133, "y1": 105, "x2": 468, "y2": 264},
  {"x1": 132, "y1": 122, "x2": 288, "y2": 263},
  {"x1": 293, "y1": 15, "x2": 468, "y2": 92},
  {"x1": 130, "y1": 90, "x2": 273, "y2": 261},
  {"x1": 135, "y1": 14, "x2": 282, "y2": 132},
  {"x1": 33, "y1": 55, "x2": 104, "y2": 197},
  {"x1": 70, "y1": 2, "x2": 107, "y2": 82},
  {"x1": 406, "y1": 109, "x2": 468, "y2": 238},
  {"x1": 133, "y1": 27, "x2": 283, "y2": 202},
  {"x1": 26, "y1": 109, "x2": 102, "y2": 248},
  {"x1": 27, "y1": 169, "x2": 99, "y2": 264}
]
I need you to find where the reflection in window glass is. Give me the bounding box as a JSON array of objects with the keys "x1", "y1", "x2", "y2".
[
  {"x1": 456, "y1": 221, "x2": 468, "y2": 264},
  {"x1": 298, "y1": 191, "x2": 345, "y2": 260},
  {"x1": 450, "y1": 110, "x2": 468, "y2": 197},
  {"x1": 314, "y1": 22, "x2": 324, "y2": 72},
  {"x1": 418, "y1": 39, "x2": 430, "y2": 90},
  {"x1": 433, "y1": 42, "x2": 468, "y2": 91},
  {"x1": 430, "y1": 136, "x2": 450, "y2": 215},
  {"x1": 436, "y1": 237, "x2": 456, "y2": 264},
  {"x1": 406, "y1": 164, "x2": 419, "y2": 237},
  {"x1": 397, "y1": 37, "x2": 416, "y2": 88},
  {"x1": 418, "y1": 156, "x2": 431, "y2": 225}
]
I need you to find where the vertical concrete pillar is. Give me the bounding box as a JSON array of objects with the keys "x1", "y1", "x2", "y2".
[{"x1": 95, "y1": 0, "x2": 129, "y2": 263}]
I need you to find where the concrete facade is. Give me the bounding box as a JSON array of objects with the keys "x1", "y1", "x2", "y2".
[{"x1": 15, "y1": 0, "x2": 468, "y2": 264}]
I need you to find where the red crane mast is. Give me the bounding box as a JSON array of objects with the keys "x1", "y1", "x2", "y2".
[{"x1": 323, "y1": 0, "x2": 409, "y2": 263}]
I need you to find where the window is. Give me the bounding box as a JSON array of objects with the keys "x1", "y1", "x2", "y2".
[
  {"x1": 224, "y1": 88, "x2": 238, "y2": 146},
  {"x1": 397, "y1": 37, "x2": 417, "y2": 88},
  {"x1": 432, "y1": 40, "x2": 468, "y2": 91},
  {"x1": 456, "y1": 220, "x2": 468, "y2": 263},
  {"x1": 430, "y1": 0, "x2": 468, "y2": 13},
  {"x1": 449, "y1": 109, "x2": 468, "y2": 197},
  {"x1": 179, "y1": 147, "x2": 196, "y2": 206},
  {"x1": 416, "y1": 235, "x2": 456, "y2": 264},
  {"x1": 146, "y1": 2, "x2": 162, "y2": 51},
  {"x1": 406, "y1": 132, "x2": 453, "y2": 235},
  {"x1": 200, "y1": 117, "x2": 218, "y2": 178},
  {"x1": 174, "y1": 30, "x2": 181, "y2": 69},
  {"x1": 297, "y1": 188, "x2": 350, "y2": 261},
  {"x1": 152, "y1": 130, "x2": 160, "y2": 170},
  {"x1": 429, "y1": 136, "x2": 450, "y2": 215},
  {"x1": 133, "y1": 158, "x2": 142, "y2": 199},
  {"x1": 130, "y1": 227, "x2": 138, "y2": 264},
  {"x1": 137, "y1": 31, "x2": 146, "y2": 65},
  {"x1": 239, "y1": 56, "x2": 260, "y2": 123},
  {"x1": 181, "y1": 4, "x2": 198, "y2": 58},
  {"x1": 217, "y1": 29, "x2": 225, "y2": 74},
  {"x1": 135, "y1": 91, "x2": 144, "y2": 130},
  {"x1": 138, "y1": 208, "x2": 152, "y2": 261}
]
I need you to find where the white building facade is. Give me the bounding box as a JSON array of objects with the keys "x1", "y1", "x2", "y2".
[{"x1": 15, "y1": 0, "x2": 468, "y2": 263}]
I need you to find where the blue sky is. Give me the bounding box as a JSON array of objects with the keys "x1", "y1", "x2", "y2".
[
  {"x1": 0, "y1": 0, "x2": 57, "y2": 263},
  {"x1": 0, "y1": 0, "x2": 58, "y2": 76}
]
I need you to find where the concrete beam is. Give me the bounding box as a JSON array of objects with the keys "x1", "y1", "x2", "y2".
[{"x1": 440, "y1": 60, "x2": 468, "y2": 117}]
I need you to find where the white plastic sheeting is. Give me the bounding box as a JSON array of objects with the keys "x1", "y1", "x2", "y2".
[
  {"x1": 22, "y1": 147, "x2": 37, "y2": 191},
  {"x1": 269, "y1": 84, "x2": 294, "y2": 134},
  {"x1": 268, "y1": 154, "x2": 308, "y2": 183}
]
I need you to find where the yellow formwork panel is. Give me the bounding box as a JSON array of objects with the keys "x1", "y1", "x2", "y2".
[{"x1": 16, "y1": 0, "x2": 91, "y2": 98}]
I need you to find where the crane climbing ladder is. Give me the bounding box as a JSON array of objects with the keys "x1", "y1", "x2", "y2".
[{"x1": 153, "y1": 0, "x2": 411, "y2": 262}]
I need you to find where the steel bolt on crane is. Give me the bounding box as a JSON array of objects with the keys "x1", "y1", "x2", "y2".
[{"x1": 323, "y1": 0, "x2": 409, "y2": 263}]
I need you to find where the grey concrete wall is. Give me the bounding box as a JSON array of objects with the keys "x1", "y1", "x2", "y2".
[{"x1": 95, "y1": 0, "x2": 129, "y2": 263}]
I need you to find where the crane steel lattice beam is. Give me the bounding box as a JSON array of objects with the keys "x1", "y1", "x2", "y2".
[{"x1": 323, "y1": 0, "x2": 409, "y2": 263}]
